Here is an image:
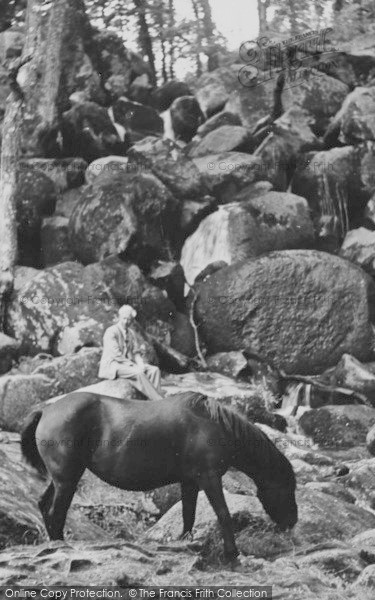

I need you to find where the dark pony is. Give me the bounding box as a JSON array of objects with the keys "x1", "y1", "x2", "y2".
[{"x1": 21, "y1": 391, "x2": 297, "y2": 562}]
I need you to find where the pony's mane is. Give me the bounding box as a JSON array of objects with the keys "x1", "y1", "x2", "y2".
[{"x1": 184, "y1": 392, "x2": 295, "y2": 487}]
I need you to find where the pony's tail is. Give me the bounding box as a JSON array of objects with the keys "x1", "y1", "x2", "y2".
[{"x1": 21, "y1": 410, "x2": 47, "y2": 478}]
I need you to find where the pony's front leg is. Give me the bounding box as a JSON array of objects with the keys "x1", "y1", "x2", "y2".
[
  {"x1": 180, "y1": 481, "x2": 199, "y2": 539},
  {"x1": 199, "y1": 472, "x2": 238, "y2": 563}
]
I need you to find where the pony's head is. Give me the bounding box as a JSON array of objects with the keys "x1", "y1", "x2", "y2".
[{"x1": 256, "y1": 480, "x2": 298, "y2": 531}]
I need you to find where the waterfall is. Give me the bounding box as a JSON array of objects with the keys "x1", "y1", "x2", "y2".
[
  {"x1": 108, "y1": 106, "x2": 126, "y2": 142},
  {"x1": 180, "y1": 207, "x2": 231, "y2": 289},
  {"x1": 161, "y1": 109, "x2": 175, "y2": 141}
]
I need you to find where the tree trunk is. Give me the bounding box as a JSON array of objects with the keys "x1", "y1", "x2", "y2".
[
  {"x1": 133, "y1": 0, "x2": 157, "y2": 86},
  {"x1": 199, "y1": 0, "x2": 219, "y2": 71},
  {"x1": 0, "y1": 0, "x2": 40, "y2": 327},
  {"x1": 287, "y1": 0, "x2": 298, "y2": 34},
  {"x1": 257, "y1": 0, "x2": 269, "y2": 36},
  {"x1": 191, "y1": 0, "x2": 203, "y2": 77},
  {"x1": 168, "y1": 0, "x2": 176, "y2": 80}
]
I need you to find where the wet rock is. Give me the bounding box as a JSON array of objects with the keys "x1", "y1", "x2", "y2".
[
  {"x1": 304, "y1": 482, "x2": 356, "y2": 504},
  {"x1": 0, "y1": 374, "x2": 54, "y2": 432},
  {"x1": 162, "y1": 372, "x2": 282, "y2": 430},
  {"x1": 68, "y1": 171, "x2": 180, "y2": 267},
  {"x1": 168, "y1": 312, "x2": 195, "y2": 358},
  {"x1": 128, "y1": 137, "x2": 204, "y2": 199},
  {"x1": 61, "y1": 102, "x2": 125, "y2": 163},
  {"x1": 195, "y1": 250, "x2": 374, "y2": 374},
  {"x1": 206, "y1": 352, "x2": 248, "y2": 379},
  {"x1": 299, "y1": 405, "x2": 375, "y2": 449},
  {"x1": 340, "y1": 228, "x2": 375, "y2": 277},
  {"x1": 0, "y1": 333, "x2": 20, "y2": 376},
  {"x1": 112, "y1": 98, "x2": 163, "y2": 144},
  {"x1": 196, "y1": 111, "x2": 242, "y2": 138},
  {"x1": 151, "y1": 80, "x2": 192, "y2": 112},
  {"x1": 292, "y1": 145, "x2": 371, "y2": 245},
  {"x1": 326, "y1": 353, "x2": 375, "y2": 406},
  {"x1": 189, "y1": 125, "x2": 254, "y2": 158},
  {"x1": 324, "y1": 86, "x2": 375, "y2": 146},
  {"x1": 170, "y1": 96, "x2": 204, "y2": 143},
  {"x1": 46, "y1": 378, "x2": 141, "y2": 404},
  {"x1": 85, "y1": 156, "x2": 129, "y2": 185},
  {"x1": 180, "y1": 192, "x2": 314, "y2": 285},
  {"x1": 41, "y1": 216, "x2": 74, "y2": 267},
  {"x1": 6, "y1": 261, "x2": 117, "y2": 355}
]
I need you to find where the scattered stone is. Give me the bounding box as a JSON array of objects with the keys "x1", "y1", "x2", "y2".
[{"x1": 205, "y1": 352, "x2": 248, "y2": 379}]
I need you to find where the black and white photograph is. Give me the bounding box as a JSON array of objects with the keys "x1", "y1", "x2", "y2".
[{"x1": 1, "y1": 0, "x2": 375, "y2": 597}]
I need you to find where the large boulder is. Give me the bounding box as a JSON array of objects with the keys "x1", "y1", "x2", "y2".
[
  {"x1": 324, "y1": 86, "x2": 375, "y2": 146},
  {"x1": 61, "y1": 102, "x2": 125, "y2": 163},
  {"x1": 0, "y1": 333, "x2": 20, "y2": 376},
  {"x1": 169, "y1": 96, "x2": 204, "y2": 143},
  {"x1": 128, "y1": 137, "x2": 204, "y2": 199},
  {"x1": 340, "y1": 227, "x2": 375, "y2": 277},
  {"x1": 150, "y1": 80, "x2": 192, "y2": 112},
  {"x1": 188, "y1": 125, "x2": 254, "y2": 158},
  {"x1": 195, "y1": 250, "x2": 375, "y2": 374},
  {"x1": 299, "y1": 405, "x2": 375, "y2": 449},
  {"x1": 16, "y1": 167, "x2": 58, "y2": 267},
  {"x1": 0, "y1": 373, "x2": 54, "y2": 432},
  {"x1": 192, "y1": 151, "x2": 274, "y2": 203},
  {"x1": 196, "y1": 111, "x2": 242, "y2": 138},
  {"x1": 5, "y1": 262, "x2": 117, "y2": 355},
  {"x1": 68, "y1": 171, "x2": 180, "y2": 267},
  {"x1": 180, "y1": 192, "x2": 314, "y2": 285},
  {"x1": 85, "y1": 156, "x2": 129, "y2": 185},
  {"x1": 41, "y1": 216, "x2": 75, "y2": 267},
  {"x1": 112, "y1": 97, "x2": 163, "y2": 144}
]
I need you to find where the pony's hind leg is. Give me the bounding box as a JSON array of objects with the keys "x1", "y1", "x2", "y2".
[
  {"x1": 38, "y1": 482, "x2": 55, "y2": 538},
  {"x1": 180, "y1": 481, "x2": 199, "y2": 539},
  {"x1": 199, "y1": 472, "x2": 238, "y2": 562},
  {"x1": 47, "y1": 470, "x2": 84, "y2": 540}
]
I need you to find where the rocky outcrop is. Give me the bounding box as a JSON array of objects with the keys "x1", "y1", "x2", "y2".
[
  {"x1": 169, "y1": 96, "x2": 204, "y2": 142},
  {"x1": 340, "y1": 227, "x2": 375, "y2": 277},
  {"x1": 128, "y1": 137, "x2": 204, "y2": 199},
  {"x1": 41, "y1": 216, "x2": 74, "y2": 267},
  {"x1": 112, "y1": 98, "x2": 163, "y2": 143},
  {"x1": 6, "y1": 261, "x2": 117, "y2": 355},
  {"x1": 85, "y1": 156, "x2": 129, "y2": 185},
  {"x1": 188, "y1": 125, "x2": 254, "y2": 157},
  {"x1": 195, "y1": 250, "x2": 375, "y2": 374},
  {"x1": 61, "y1": 102, "x2": 125, "y2": 163},
  {"x1": 324, "y1": 86, "x2": 375, "y2": 146},
  {"x1": 180, "y1": 192, "x2": 314, "y2": 285},
  {"x1": 150, "y1": 80, "x2": 192, "y2": 112},
  {"x1": 68, "y1": 171, "x2": 180, "y2": 267}
]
